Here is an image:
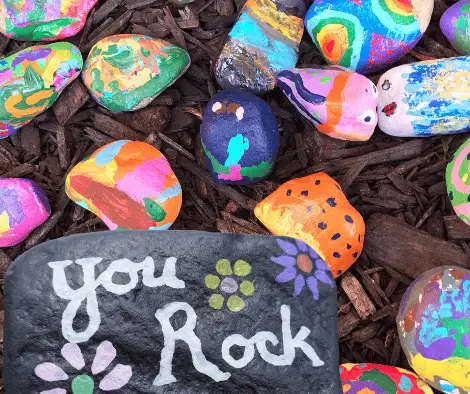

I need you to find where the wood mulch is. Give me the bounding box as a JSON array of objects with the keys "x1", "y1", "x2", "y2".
[{"x1": 0, "y1": 0, "x2": 466, "y2": 392}]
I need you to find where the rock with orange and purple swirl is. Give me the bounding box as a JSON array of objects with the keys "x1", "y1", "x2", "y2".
[
  {"x1": 201, "y1": 89, "x2": 279, "y2": 185},
  {"x1": 0, "y1": 42, "x2": 83, "y2": 139},
  {"x1": 441, "y1": 0, "x2": 470, "y2": 55},
  {"x1": 396, "y1": 266, "x2": 470, "y2": 394},
  {"x1": 0, "y1": 0, "x2": 98, "y2": 41},
  {"x1": 446, "y1": 136, "x2": 470, "y2": 225},
  {"x1": 305, "y1": 0, "x2": 433, "y2": 74},
  {"x1": 215, "y1": 0, "x2": 305, "y2": 94},
  {"x1": 0, "y1": 178, "x2": 50, "y2": 247},
  {"x1": 277, "y1": 67, "x2": 378, "y2": 141},
  {"x1": 340, "y1": 363, "x2": 434, "y2": 394}
]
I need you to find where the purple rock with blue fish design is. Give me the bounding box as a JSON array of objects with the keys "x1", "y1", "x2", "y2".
[
  {"x1": 200, "y1": 89, "x2": 279, "y2": 184},
  {"x1": 0, "y1": 178, "x2": 51, "y2": 247}
]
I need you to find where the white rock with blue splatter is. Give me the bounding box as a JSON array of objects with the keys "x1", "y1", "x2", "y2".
[{"x1": 378, "y1": 56, "x2": 470, "y2": 137}]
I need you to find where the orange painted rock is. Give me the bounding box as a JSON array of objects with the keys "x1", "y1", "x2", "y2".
[{"x1": 254, "y1": 172, "x2": 364, "y2": 277}]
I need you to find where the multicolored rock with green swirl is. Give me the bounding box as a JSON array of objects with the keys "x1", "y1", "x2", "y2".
[
  {"x1": 82, "y1": 34, "x2": 190, "y2": 112},
  {"x1": 0, "y1": 42, "x2": 83, "y2": 138},
  {"x1": 0, "y1": 0, "x2": 98, "y2": 41},
  {"x1": 441, "y1": 0, "x2": 470, "y2": 55}
]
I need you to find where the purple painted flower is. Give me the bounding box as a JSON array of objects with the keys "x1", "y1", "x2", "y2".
[{"x1": 272, "y1": 238, "x2": 334, "y2": 300}]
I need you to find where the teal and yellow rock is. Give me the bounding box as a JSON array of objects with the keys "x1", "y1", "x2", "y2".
[
  {"x1": 0, "y1": 42, "x2": 83, "y2": 138},
  {"x1": 82, "y1": 34, "x2": 191, "y2": 112}
]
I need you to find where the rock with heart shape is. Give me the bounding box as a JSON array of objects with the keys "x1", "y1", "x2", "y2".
[
  {"x1": 255, "y1": 172, "x2": 365, "y2": 278},
  {"x1": 305, "y1": 0, "x2": 433, "y2": 74},
  {"x1": 65, "y1": 140, "x2": 182, "y2": 231},
  {"x1": 277, "y1": 67, "x2": 378, "y2": 141},
  {"x1": 0, "y1": 178, "x2": 50, "y2": 248},
  {"x1": 378, "y1": 56, "x2": 470, "y2": 137},
  {"x1": 4, "y1": 230, "x2": 341, "y2": 393},
  {"x1": 0, "y1": 42, "x2": 83, "y2": 138},
  {"x1": 441, "y1": 0, "x2": 470, "y2": 55}
]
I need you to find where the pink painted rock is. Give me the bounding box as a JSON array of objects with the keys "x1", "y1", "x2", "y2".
[{"x1": 0, "y1": 178, "x2": 50, "y2": 247}]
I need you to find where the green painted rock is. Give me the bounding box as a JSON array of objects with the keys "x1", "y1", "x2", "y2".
[
  {"x1": 82, "y1": 34, "x2": 190, "y2": 112},
  {"x1": 0, "y1": 0, "x2": 98, "y2": 41},
  {"x1": 0, "y1": 42, "x2": 83, "y2": 138}
]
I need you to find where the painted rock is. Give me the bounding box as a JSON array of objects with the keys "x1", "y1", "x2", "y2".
[
  {"x1": 0, "y1": 42, "x2": 83, "y2": 138},
  {"x1": 0, "y1": 0, "x2": 97, "y2": 41},
  {"x1": 215, "y1": 0, "x2": 306, "y2": 94},
  {"x1": 254, "y1": 172, "x2": 365, "y2": 278},
  {"x1": 340, "y1": 363, "x2": 434, "y2": 394},
  {"x1": 397, "y1": 266, "x2": 470, "y2": 394},
  {"x1": 65, "y1": 140, "x2": 182, "y2": 230},
  {"x1": 441, "y1": 0, "x2": 470, "y2": 55},
  {"x1": 277, "y1": 67, "x2": 378, "y2": 141},
  {"x1": 4, "y1": 231, "x2": 341, "y2": 393},
  {"x1": 201, "y1": 89, "x2": 279, "y2": 184},
  {"x1": 0, "y1": 178, "x2": 50, "y2": 248},
  {"x1": 305, "y1": 0, "x2": 433, "y2": 74},
  {"x1": 169, "y1": 0, "x2": 194, "y2": 5},
  {"x1": 446, "y1": 137, "x2": 470, "y2": 225},
  {"x1": 378, "y1": 57, "x2": 470, "y2": 137},
  {"x1": 82, "y1": 35, "x2": 190, "y2": 112}
]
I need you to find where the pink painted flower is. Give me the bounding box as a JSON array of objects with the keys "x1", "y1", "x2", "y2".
[{"x1": 35, "y1": 341, "x2": 132, "y2": 394}]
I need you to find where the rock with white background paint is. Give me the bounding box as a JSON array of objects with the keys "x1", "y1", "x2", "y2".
[
  {"x1": 200, "y1": 89, "x2": 279, "y2": 184},
  {"x1": 4, "y1": 230, "x2": 340, "y2": 393}
]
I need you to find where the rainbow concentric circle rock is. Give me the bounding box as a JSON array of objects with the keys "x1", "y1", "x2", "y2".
[
  {"x1": 0, "y1": 42, "x2": 83, "y2": 138},
  {"x1": 396, "y1": 266, "x2": 470, "y2": 394},
  {"x1": 82, "y1": 34, "x2": 190, "y2": 112},
  {"x1": 0, "y1": 0, "x2": 98, "y2": 41}
]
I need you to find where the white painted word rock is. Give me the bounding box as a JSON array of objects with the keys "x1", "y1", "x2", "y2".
[
  {"x1": 378, "y1": 56, "x2": 470, "y2": 137},
  {"x1": 4, "y1": 231, "x2": 341, "y2": 393}
]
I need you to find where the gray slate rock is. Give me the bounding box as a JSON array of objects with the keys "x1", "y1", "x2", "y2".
[{"x1": 5, "y1": 230, "x2": 341, "y2": 393}]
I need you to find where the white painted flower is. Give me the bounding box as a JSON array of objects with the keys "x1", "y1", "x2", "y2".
[{"x1": 35, "y1": 341, "x2": 132, "y2": 394}]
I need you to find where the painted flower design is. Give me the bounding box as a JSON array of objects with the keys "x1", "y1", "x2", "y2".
[
  {"x1": 35, "y1": 341, "x2": 132, "y2": 394},
  {"x1": 272, "y1": 238, "x2": 334, "y2": 300},
  {"x1": 205, "y1": 259, "x2": 255, "y2": 312}
]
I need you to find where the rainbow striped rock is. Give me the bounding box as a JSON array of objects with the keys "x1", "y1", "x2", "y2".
[
  {"x1": 277, "y1": 67, "x2": 378, "y2": 141},
  {"x1": 305, "y1": 0, "x2": 433, "y2": 74},
  {"x1": 378, "y1": 57, "x2": 470, "y2": 137},
  {"x1": 340, "y1": 363, "x2": 433, "y2": 394},
  {"x1": 215, "y1": 0, "x2": 305, "y2": 94},
  {"x1": 446, "y1": 136, "x2": 470, "y2": 224},
  {"x1": 82, "y1": 35, "x2": 190, "y2": 112},
  {"x1": 441, "y1": 0, "x2": 470, "y2": 55},
  {"x1": 0, "y1": 0, "x2": 97, "y2": 41},
  {"x1": 0, "y1": 42, "x2": 83, "y2": 139},
  {"x1": 65, "y1": 140, "x2": 182, "y2": 231},
  {"x1": 397, "y1": 266, "x2": 470, "y2": 394},
  {"x1": 0, "y1": 178, "x2": 50, "y2": 248}
]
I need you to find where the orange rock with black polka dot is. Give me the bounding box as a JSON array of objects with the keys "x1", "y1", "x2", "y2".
[{"x1": 254, "y1": 172, "x2": 365, "y2": 278}]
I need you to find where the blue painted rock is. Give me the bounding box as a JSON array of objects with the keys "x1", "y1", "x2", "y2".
[
  {"x1": 0, "y1": 42, "x2": 83, "y2": 138},
  {"x1": 277, "y1": 67, "x2": 378, "y2": 141},
  {"x1": 201, "y1": 89, "x2": 279, "y2": 184},
  {"x1": 0, "y1": 178, "x2": 50, "y2": 247},
  {"x1": 5, "y1": 231, "x2": 341, "y2": 393},
  {"x1": 378, "y1": 57, "x2": 470, "y2": 137},
  {"x1": 441, "y1": 0, "x2": 470, "y2": 55},
  {"x1": 215, "y1": 0, "x2": 306, "y2": 94},
  {"x1": 305, "y1": 0, "x2": 433, "y2": 74}
]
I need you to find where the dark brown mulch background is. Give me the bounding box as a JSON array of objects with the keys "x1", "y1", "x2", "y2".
[{"x1": 0, "y1": 0, "x2": 468, "y2": 392}]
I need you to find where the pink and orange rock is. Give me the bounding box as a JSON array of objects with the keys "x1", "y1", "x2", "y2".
[
  {"x1": 0, "y1": 178, "x2": 51, "y2": 247},
  {"x1": 255, "y1": 172, "x2": 365, "y2": 277},
  {"x1": 0, "y1": 0, "x2": 98, "y2": 41}
]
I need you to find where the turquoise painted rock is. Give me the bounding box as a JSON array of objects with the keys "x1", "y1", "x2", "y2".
[
  {"x1": 378, "y1": 56, "x2": 470, "y2": 137},
  {"x1": 201, "y1": 89, "x2": 279, "y2": 184},
  {"x1": 0, "y1": 178, "x2": 51, "y2": 248},
  {"x1": 0, "y1": 42, "x2": 83, "y2": 139},
  {"x1": 215, "y1": 0, "x2": 306, "y2": 94},
  {"x1": 305, "y1": 0, "x2": 433, "y2": 74},
  {"x1": 0, "y1": 0, "x2": 97, "y2": 41},
  {"x1": 82, "y1": 34, "x2": 190, "y2": 112},
  {"x1": 441, "y1": 0, "x2": 470, "y2": 55}
]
